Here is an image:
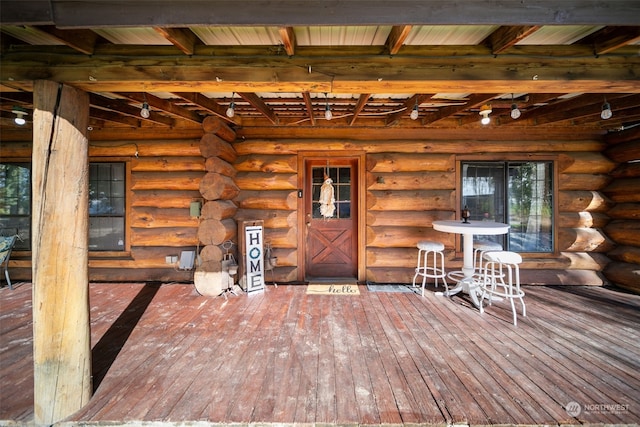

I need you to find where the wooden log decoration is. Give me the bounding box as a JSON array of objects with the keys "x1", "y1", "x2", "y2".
[
  {"x1": 198, "y1": 218, "x2": 237, "y2": 246},
  {"x1": 32, "y1": 80, "x2": 92, "y2": 425},
  {"x1": 201, "y1": 200, "x2": 238, "y2": 220},
  {"x1": 199, "y1": 244, "x2": 224, "y2": 264},
  {"x1": 199, "y1": 172, "x2": 240, "y2": 200},
  {"x1": 205, "y1": 156, "x2": 237, "y2": 177},
  {"x1": 199, "y1": 133, "x2": 237, "y2": 163},
  {"x1": 202, "y1": 115, "x2": 237, "y2": 142}
]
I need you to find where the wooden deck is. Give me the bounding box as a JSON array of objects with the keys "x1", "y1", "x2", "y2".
[{"x1": 1, "y1": 281, "x2": 639, "y2": 426}]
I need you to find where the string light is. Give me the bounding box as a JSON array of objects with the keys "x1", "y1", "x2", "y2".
[
  {"x1": 510, "y1": 94, "x2": 521, "y2": 119},
  {"x1": 601, "y1": 99, "x2": 612, "y2": 120},
  {"x1": 324, "y1": 93, "x2": 332, "y2": 120},
  {"x1": 140, "y1": 102, "x2": 150, "y2": 119},
  {"x1": 226, "y1": 93, "x2": 235, "y2": 118},
  {"x1": 410, "y1": 103, "x2": 419, "y2": 120}
]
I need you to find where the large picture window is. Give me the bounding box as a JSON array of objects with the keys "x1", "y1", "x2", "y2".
[
  {"x1": 461, "y1": 161, "x2": 554, "y2": 253},
  {"x1": 89, "y1": 163, "x2": 126, "y2": 251}
]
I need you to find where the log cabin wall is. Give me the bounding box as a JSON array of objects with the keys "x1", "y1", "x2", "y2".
[
  {"x1": 232, "y1": 127, "x2": 615, "y2": 287},
  {"x1": 2, "y1": 125, "x2": 631, "y2": 288},
  {"x1": 602, "y1": 127, "x2": 640, "y2": 294}
]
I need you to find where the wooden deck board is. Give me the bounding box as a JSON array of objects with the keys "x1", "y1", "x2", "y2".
[{"x1": 1, "y1": 282, "x2": 639, "y2": 426}]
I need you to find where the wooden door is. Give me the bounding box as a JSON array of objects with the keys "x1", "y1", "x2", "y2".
[{"x1": 304, "y1": 158, "x2": 358, "y2": 279}]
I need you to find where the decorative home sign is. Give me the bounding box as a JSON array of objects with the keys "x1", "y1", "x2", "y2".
[{"x1": 244, "y1": 224, "x2": 265, "y2": 292}]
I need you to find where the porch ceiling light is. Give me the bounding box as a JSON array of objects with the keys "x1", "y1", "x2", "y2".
[
  {"x1": 479, "y1": 104, "x2": 492, "y2": 125},
  {"x1": 324, "y1": 93, "x2": 332, "y2": 120},
  {"x1": 12, "y1": 106, "x2": 27, "y2": 125},
  {"x1": 601, "y1": 100, "x2": 612, "y2": 120},
  {"x1": 510, "y1": 94, "x2": 521, "y2": 119},
  {"x1": 140, "y1": 102, "x2": 150, "y2": 119},
  {"x1": 226, "y1": 93, "x2": 235, "y2": 118},
  {"x1": 410, "y1": 103, "x2": 419, "y2": 120}
]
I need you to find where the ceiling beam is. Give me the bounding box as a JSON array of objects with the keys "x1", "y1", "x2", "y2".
[
  {"x1": 153, "y1": 27, "x2": 198, "y2": 55},
  {"x1": 31, "y1": 25, "x2": 98, "y2": 54},
  {"x1": 348, "y1": 94, "x2": 371, "y2": 126},
  {"x1": 278, "y1": 27, "x2": 296, "y2": 56},
  {"x1": 534, "y1": 94, "x2": 639, "y2": 125},
  {"x1": 385, "y1": 93, "x2": 434, "y2": 126},
  {"x1": 4, "y1": 1, "x2": 640, "y2": 26},
  {"x1": 591, "y1": 26, "x2": 640, "y2": 55},
  {"x1": 3, "y1": 48, "x2": 639, "y2": 94},
  {"x1": 172, "y1": 92, "x2": 241, "y2": 126},
  {"x1": 117, "y1": 92, "x2": 203, "y2": 123},
  {"x1": 237, "y1": 92, "x2": 278, "y2": 124},
  {"x1": 385, "y1": 25, "x2": 412, "y2": 55},
  {"x1": 423, "y1": 94, "x2": 498, "y2": 125},
  {"x1": 89, "y1": 93, "x2": 176, "y2": 126},
  {"x1": 302, "y1": 92, "x2": 316, "y2": 126},
  {"x1": 486, "y1": 25, "x2": 541, "y2": 54},
  {"x1": 89, "y1": 107, "x2": 143, "y2": 127}
]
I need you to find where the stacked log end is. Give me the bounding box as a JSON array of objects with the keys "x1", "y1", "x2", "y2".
[
  {"x1": 197, "y1": 117, "x2": 239, "y2": 272},
  {"x1": 602, "y1": 127, "x2": 640, "y2": 294}
]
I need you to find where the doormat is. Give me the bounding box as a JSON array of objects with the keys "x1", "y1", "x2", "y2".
[
  {"x1": 366, "y1": 282, "x2": 415, "y2": 293},
  {"x1": 306, "y1": 283, "x2": 360, "y2": 295}
]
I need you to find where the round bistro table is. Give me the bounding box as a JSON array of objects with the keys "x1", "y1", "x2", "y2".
[{"x1": 432, "y1": 220, "x2": 510, "y2": 307}]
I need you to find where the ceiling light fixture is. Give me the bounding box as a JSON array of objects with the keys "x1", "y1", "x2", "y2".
[
  {"x1": 410, "y1": 102, "x2": 419, "y2": 120},
  {"x1": 140, "y1": 101, "x2": 150, "y2": 119},
  {"x1": 12, "y1": 106, "x2": 27, "y2": 126},
  {"x1": 601, "y1": 99, "x2": 612, "y2": 120},
  {"x1": 479, "y1": 104, "x2": 492, "y2": 125},
  {"x1": 510, "y1": 94, "x2": 521, "y2": 120},
  {"x1": 226, "y1": 93, "x2": 235, "y2": 118},
  {"x1": 324, "y1": 93, "x2": 332, "y2": 121}
]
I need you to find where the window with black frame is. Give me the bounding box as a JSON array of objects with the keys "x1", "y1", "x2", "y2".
[
  {"x1": 461, "y1": 161, "x2": 554, "y2": 253},
  {"x1": 89, "y1": 163, "x2": 126, "y2": 251},
  {"x1": 1, "y1": 162, "x2": 127, "y2": 252}
]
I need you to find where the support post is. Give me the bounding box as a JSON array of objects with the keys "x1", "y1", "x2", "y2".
[{"x1": 32, "y1": 80, "x2": 92, "y2": 425}]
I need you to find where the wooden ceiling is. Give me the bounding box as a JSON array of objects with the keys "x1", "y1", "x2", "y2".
[{"x1": 1, "y1": 1, "x2": 640, "y2": 134}]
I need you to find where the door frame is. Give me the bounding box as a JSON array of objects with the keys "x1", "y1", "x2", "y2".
[{"x1": 297, "y1": 150, "x2": 366, "y2": 283}]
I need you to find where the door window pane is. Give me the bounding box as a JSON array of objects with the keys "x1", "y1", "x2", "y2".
[{"x1": 311, "y1": 166, "x2": 351, "y2": 219}]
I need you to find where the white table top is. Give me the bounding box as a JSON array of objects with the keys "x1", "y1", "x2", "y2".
[{"x1": 432, "y1": 220, "x2": 510, "y2": 235}]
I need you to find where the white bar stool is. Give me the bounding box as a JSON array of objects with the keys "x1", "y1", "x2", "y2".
[
  {"x1": 479, "y1": 251, "x2": 526, "y2": 326},
  {"x1": 412, "y1": 240, "x2": 448, "y2": 297},
  {"x1": 473, "y1": 240, "x2": 503, "y2": 273}
]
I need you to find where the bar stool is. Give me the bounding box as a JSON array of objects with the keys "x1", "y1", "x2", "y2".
[
  {"x1": 473, "y1": 240, "x2": 503, "y2": 273},
  {"x1": 412, "y1": 240, "x2": 448, "y2": 297},
  {"x1": 479, "y1": 251, "x2": 526, "y2": 326}
]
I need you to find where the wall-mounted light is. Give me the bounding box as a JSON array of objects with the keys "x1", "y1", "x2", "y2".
[
  {"x1": 510, "y1": 94, "x2": 521, "y2": 119},
  {"x1": 601, "y1": 99, "x2": 612, "y2": 120},
  {"x1": 226, "y1": 93, "x2": 235, "y2": 118},
  {"x1": 479, "y1": 104, "x2": 492, "y2": 125},
  {"x1": 12, "y1": 106, "x2": 27, "y2": 125},
  {"x1": 140, "y1": 101, "x2": 150, "y2": 119},
  {"x1": 324, "y1": 93, "x2": 332, "y2": 120},
  {"x1": 410, "y1": 102, "x2": 419, "y2": 120}
]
